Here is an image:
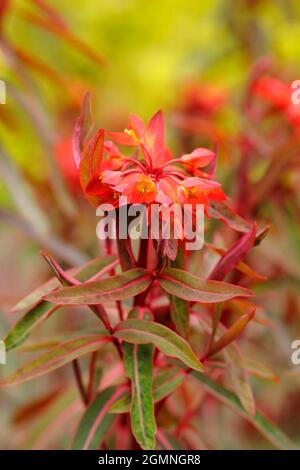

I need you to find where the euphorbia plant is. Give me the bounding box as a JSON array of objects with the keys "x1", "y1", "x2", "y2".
[{"x1": 1, "y1": 95, "x2": 296, "y2": 450}]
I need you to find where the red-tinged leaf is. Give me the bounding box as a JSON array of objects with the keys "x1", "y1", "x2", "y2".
[
  {"x1": 209, "y1": 224, "x2": 257, "y2": 281},
  {"x1": 40, "y1": 251, "x2": 112, "y2": 329},
  {"x1": 45, "y1": 269, "x2": 152, "y2": 305},
  {"x1": 40, "y1": 250, "x2": 80, "y2": 286},
  {"x1": 235, "y1": 260, "x2": 267, "y2": 281},
  {"x1": 197, "y1": 311, "x2": 256, "y2": 415},
  {"x1": 114, "y1": 319, "x2": 203, "y2": 372},
  {"x1": 207, "y1": 201, "x2": 252, "y2": 233},
  {"x1": 18, "y1": 9, "x2": 106, "y2": 66},
  {"x1": 19, "y1": 388, "x2": 81, "y2": 449},
  {"x1": 158, "y1": 268, "x2": 254, "y2": 303},
  {"x1": 73, "y1": 92, "x2": 93, "y2": 169},
  {"x1": 0, "y1": 335, "x2": 111, "y2": 387},
  {"x1": 11, "y1": 255, "x2": 117, "y2": 314},
  {"x1": 228, "y1": 299, "x2": 273, "y2": 328},
  {"x1": 254, "y1": 225, "x2": 270, "y2": 246},
  {"x1": 12, "y1": 388, "x2": 61, "y2": 424},
  {"x1": 29, "y1": 0, "x2": 67, "y2": 28},
  {"x1": 208, "y1": 202, "x2": 269, "y2": 244},
  {"x1": 72, "y1": 386, "x2": 124, "y2": 450},
  {"x1": 11, "y1": 279, "x2": 59, "y2": 315},
  {"x1": 11, "y1": 45, "x2": 67, "y2": 88},
  {"x1": 105, "y1": 131, "x2": 137, "y2": 146},
  {"x1": 225, "y1": 348, "x2": 256, "y2": 416},
  {"x1": 191, "y1": 372, "x2": 297, "y2": 450},
  {"x1": 209, "y1": 309, "x2": 256, "y2": 356},
  {"x1": 210, "y1": 303, "x2": 223, "y2": 348},
  {"x1": 245, "y1": 358, "x2": 280, "y2": 383}
]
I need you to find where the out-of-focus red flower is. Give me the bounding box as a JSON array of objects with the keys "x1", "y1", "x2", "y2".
[
  {"x1": 171, "y1": 81, "x2": 230, "y2": 157},
  {"x1": 252, "y1": 76, "x2": 291, "y2": 110},
  {"x1": 179, "y1": 81, "x2": 227, "y2": 116},
  {"x1": 54, "y1": 138, "x2": 80, "y2": 193},
  {"x1": 252, "y1": 75, "x2": 300, "y2": 134}
]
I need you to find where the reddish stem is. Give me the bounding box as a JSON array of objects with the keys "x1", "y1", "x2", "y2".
[{"x1": 72, "y1": 359, "x2": 88, "y2": 406}]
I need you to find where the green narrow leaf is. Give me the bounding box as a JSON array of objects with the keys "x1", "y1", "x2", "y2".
[
  {"x1": 191, "y1": 371, "x2": 297, "y2": 450},
  {"x1": 110, "y1": 368, "x2": 185, "y2": 414},
  {"x1": 170, "y1": 296, "x2": 189, "y2": 338},
  {"x1": 5, "y1": 301, "x2": 59, "y2": 352},
  {"x1": 159, "y1": 268, "x2": 253, "y2": 303},
  {"x1": 124, "y1": 342, "x2": 156, "y2": 450},
  {"x1": 114, "y1": 319, "x2": 203, "y2": 372},
  {"x1": 170, "y1": 245, "x2": 189, "y2": 338},
  {"x1": 225, "y1": 348, "x2": 256, "y2": 416},
  {"x1": 72, "y1": 387, "x2": 122, "y2": 450},
  {"x1": 0, "y1": 335, "x2": 110, "y2": 387},
  {"x1": 45, "y1": 269, "x2": 152, "y2": 305}
]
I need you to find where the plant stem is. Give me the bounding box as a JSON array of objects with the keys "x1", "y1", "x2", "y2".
[
  {"x1": 86, "y1": 351, "x2": 99, "y2": 404},
  {"x1": 72, "y1": 359, "x2": 88, "y2": 406}
]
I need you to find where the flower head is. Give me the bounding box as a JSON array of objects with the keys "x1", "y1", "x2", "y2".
[{"x1": 75, "y1": 109, "x2": 226, "y2": 212}]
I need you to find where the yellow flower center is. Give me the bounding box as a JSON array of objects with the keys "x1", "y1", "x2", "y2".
[
  {"x1": 136, "y1": 180, "x2": 156, "y2": 196},
  {"x1": 184, "y1": 186, "x2": 198, "y2": 199},
  {"x1": 125, "y1": 128, "x2": 139, "y2": 141}
]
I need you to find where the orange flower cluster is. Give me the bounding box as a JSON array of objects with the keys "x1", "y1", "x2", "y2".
[{"x1": 78, "y1": 110, "x2": 226, "y2": 210}]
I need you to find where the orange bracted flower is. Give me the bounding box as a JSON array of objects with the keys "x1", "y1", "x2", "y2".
[
  {"x1": 102, "y1": 170, "x2": 158, "y2": 205},
  {"x1": 179, "y1": 148, "x2": 215, "y2": 177},
  {"x1": 178, "y1": 177, "x2": 226, "y2": 211},
  {"x1": 73, "y1": 99, "x2": 226, "y2": 211}
]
